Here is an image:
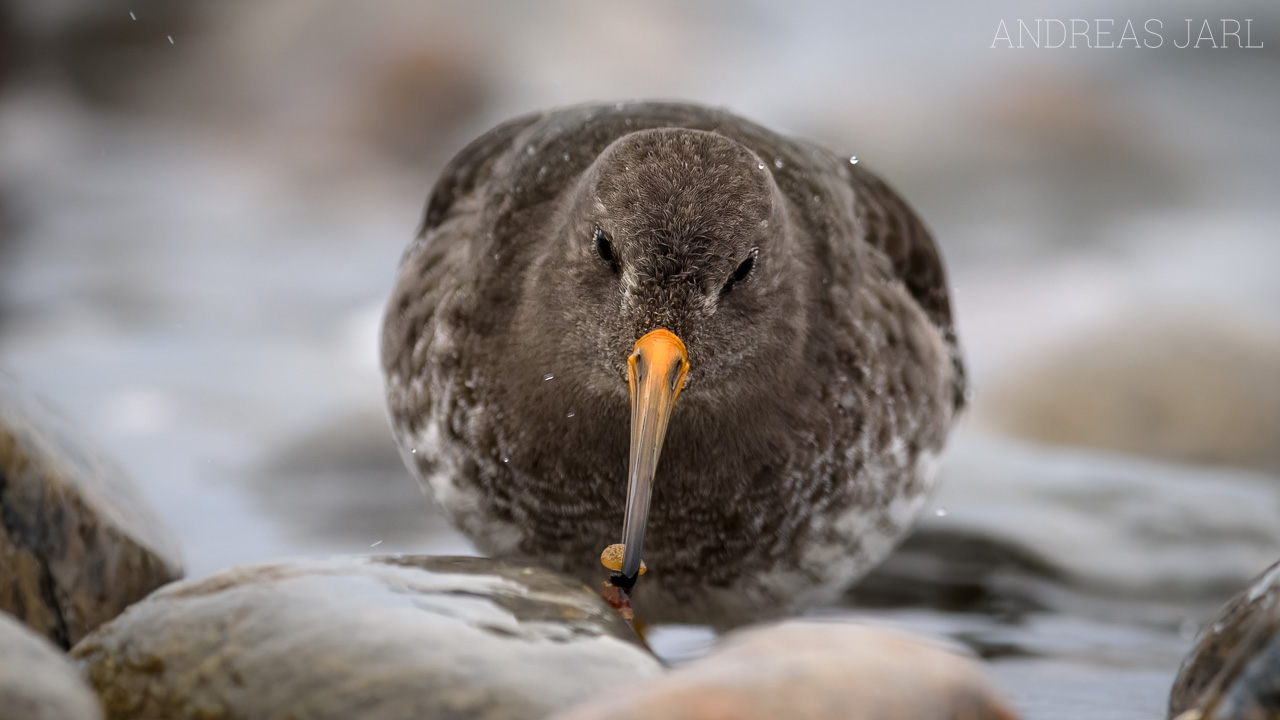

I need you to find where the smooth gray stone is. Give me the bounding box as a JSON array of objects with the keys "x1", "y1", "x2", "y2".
[
  {"x1": 0, "y1": 611, "x2": 103, "y2": 720},
  {"x1": 882, "y1": 431, "x2": 1280, "y2": 606},
  {"x1": 0, "y1": 368, "x2": 183, "y2": 647},
  {"x1": 72, "y1": 555, "x2": 661, "y2": 720}
]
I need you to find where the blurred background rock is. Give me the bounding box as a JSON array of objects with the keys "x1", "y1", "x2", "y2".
[{"x1": 0, "y1": 1, "x2": 1277, "y2": 718}]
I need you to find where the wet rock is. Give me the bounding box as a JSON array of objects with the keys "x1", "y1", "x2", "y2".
[
  {"x1": 1169, "y1": 560, "x2": 1280, "y2": 720},
  {"x1": 552, "y1": 621, "x2": 1018, "y2": 720},
  {"x1": 847, "y1": 527, "x2": 1056, "y2": 618},
  {"x1": 976, "y1": 318, "x2": 1280, "y2": 476},
  {"x1": 0, "y1": 611, "x2": 103, "y2": 720},
  {"x1": 0, "y1": 369, "x2": 183, "y2": 648},
  {"x1": 71, "y1": 555, "x2": 661, "y2": 720},
  {"x1": 857, "y1": 430, "x2": 1280, "y2": 614}
]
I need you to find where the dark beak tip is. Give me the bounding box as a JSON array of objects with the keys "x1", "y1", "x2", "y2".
[{"x1": 608, "y1": 570, "x2": 638, "y2": 589}]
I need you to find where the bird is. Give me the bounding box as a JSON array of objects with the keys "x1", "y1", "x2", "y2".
[{"x1": 381, "y1": 101, "x2": 965, "y2": 628}]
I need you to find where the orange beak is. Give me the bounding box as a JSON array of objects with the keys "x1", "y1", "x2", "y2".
[{"x1": 618, "y1": 329, "x2": 689, "y2": 584}]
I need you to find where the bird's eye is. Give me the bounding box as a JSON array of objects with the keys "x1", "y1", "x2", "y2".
[
  {"x1": 594, "y1": 228, "x2": 617, "y2": 269},
  {"x1": 721, "y1": 247, "x2": 759, "y2": 296}
]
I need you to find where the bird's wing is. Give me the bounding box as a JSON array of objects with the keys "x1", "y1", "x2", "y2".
[
  {"x1": 384, "y1": 113, "x2": 543, "y2": 428},
  {"x1": 417, "y1": 111, "x2": 544, "y2": 236},
  {"x1": 847, "y1": 167, "x2": 967, "y2": 410}
]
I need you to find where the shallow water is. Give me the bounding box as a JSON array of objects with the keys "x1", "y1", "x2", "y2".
[{"x1": 3, "y1": 5, "x2": 1279, "y2": 714}]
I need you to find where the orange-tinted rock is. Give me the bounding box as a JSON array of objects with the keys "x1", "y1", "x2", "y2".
[{"x1": 552, "y1": 621, "x2": 1019, "y2": 720}]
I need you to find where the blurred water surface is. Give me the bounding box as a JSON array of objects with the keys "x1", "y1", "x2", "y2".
[{"x1": 2, "y1": 1, "x2": 1278, "y2": 718}]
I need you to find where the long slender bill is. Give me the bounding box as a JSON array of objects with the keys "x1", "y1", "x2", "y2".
[{"x1": 618, "y1": 328, "x2": 689, "y2": 585}]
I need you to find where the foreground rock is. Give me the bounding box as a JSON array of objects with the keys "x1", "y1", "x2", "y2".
[
  {"x1": 0, "y1": 369, "x2": 183, "y2": 647},
  {"x1": 0, "y1": 611, "x2": 103, "y2": 720},
  {"x1": 1169, "y1": 560, "x2": 1280, "y2": 720},
  {"x1": 72, "y1": 555, "x2": 661, "y2": 720},
  {"x1": 975, "y1": 318, "x2": 1280, "y2": 476},
  {"x1": 553, "y1": 621, "x2": 1017, "y2": 720}
]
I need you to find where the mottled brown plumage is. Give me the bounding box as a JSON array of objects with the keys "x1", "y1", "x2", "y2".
[{"x1": 382, "y1": 102, "x2": 964, "y2": 627}]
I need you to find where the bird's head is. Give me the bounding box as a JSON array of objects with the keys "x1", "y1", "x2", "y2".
[{"x1": 517, "y1": 127, "x2": 809, "y2": 584}]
